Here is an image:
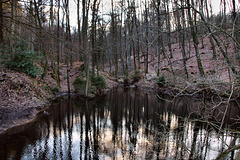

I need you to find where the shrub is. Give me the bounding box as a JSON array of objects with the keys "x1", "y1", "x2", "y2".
[
  {"x1": 156, "y1": 75, "x2": 166, "y2": 87},
  {"x1": 91, "y1": 74, "x2": 107, "y2": 90},
  {"x1": 0, "y1": 40, "x2": 43, "y2": 77},
  {"x1": 131, "y1": 70, "x2": 141, "y2": 83},
  {"x1": 74, "y1": 74, "x2": 107, "y2": 95},
  {"x1": 73, "y1": 76, "x2": 86, "y2": 95},
  {"x1": 51, "y1": 86, "x2": 60, "y2": 94}
]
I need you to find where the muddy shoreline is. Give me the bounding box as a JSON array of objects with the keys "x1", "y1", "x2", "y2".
[
  {"x1": 0, "y1": 69, "x2": 238, "y2": 136},
  {"x1": 0, "y1": 87, "x2": 118, "y2": 136}
]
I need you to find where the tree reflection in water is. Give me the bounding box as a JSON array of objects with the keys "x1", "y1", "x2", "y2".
[{"x1": 0, "y1": 88, "x2": 240, "y2": 159}]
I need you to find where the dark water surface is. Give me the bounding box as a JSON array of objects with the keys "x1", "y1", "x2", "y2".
[{"x1": 0, "y1": 88, "x2": 240, "y2": 159}]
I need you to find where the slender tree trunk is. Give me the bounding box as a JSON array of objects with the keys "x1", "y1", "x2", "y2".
[
  {"x1": 64, "y1": 0, "x2": 71, "y2": 93},
  {"x1": 0, "y1": 0, "x2": 3, "y2": 44},
  {"x1": 157, "y1": 25, "x2": 161, "y2": 76},
  {"x1": 144, "y1": 1, "x2": 149, "y2": 74},
  {"x1": 165, "y1": 0, "x2": 173, "y2": 58},
  {"x1": 136, "y1": 20, "x2": 140, "y2": 70},
  {"x1": 50, "y1": 0, "x2": 55, "y2": 69},
  {"x1": 125, "y1": 4, "x2": 130, "y2": 79},
  {"x1": 91, "y1": 0, "x2": 98, "y2": 75},
  {"x1": 191, "y1": 3, "x2": 238, "y2": 77},
  {"x1": 77, "y1": 0, "x2": 82, "y2": 61},
  {"x1": 231, "y1": 0, "x2": 240, "y2": 54},
  {"x1": 119, "y1": 0, "x2": 125, "y2": 78},
  {"x1": 187, "y1": 0, "x2": 205, "y2": 77},
  {"x1": 130, "y1": 2, "x2": 137, "y2": 72},
  {"x1": 10, "y1": 0, "x2": 17, "y2": 56},
  {"x1": 177, "y1": 0, "x2": 189, "y2": 78},
  {"x1": 205, "y1": 0, "x2": 217, "y2": 59},
  {"x1": 82, "y1": 0, "x2": 90, "y2": 96},
  {"x1": 56, "y1": 0, "x2": 61, "y2": 87},
  {"x1": 111, "y1": 0, "x2": 118, "y2": 81},
  {"x1": 34, "y1": 0, "x2": 48, "y2": 78},
  {"x1": 154, "y1": 0, "x2": 161, "y2": 76}
]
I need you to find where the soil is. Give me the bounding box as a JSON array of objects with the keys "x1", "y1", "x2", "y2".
[
  {"x1": 0, "y1": 35, "x2": 239, "y2": 134},
  {"x1": 0, "y1": 62, "x2": 118, "y2": 134}
]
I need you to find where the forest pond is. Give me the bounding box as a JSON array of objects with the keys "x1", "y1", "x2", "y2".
[{"x1": 0, "y1": 88, "x2": 240, "y2": 159}]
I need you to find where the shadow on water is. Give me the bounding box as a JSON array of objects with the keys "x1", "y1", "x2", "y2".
[{"x1": 0, "y1": 87, "x2": 240, "y2": 159}]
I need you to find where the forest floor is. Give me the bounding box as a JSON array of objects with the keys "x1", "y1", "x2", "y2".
[
  {"x1": 0, "y1": 35, "x2": 239, "y2": 134},
  {"x1": 0, "y1": 61, "x2": 119, "y2": 134}
]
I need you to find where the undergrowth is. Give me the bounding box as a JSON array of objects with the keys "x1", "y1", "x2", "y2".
[
  {"x1": 73, "y1": 74, "x2": 107, "y2": 96},
  {"x1": 0, "y1": 40, "x2": 43, "y2": 77}
]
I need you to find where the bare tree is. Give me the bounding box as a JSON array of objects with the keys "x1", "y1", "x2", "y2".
[
  {"x1": 0, "y1": 0, "x2": 3, "y2": 44},
  {"x1": 82, "y1": 0, "x2": 91, "y2": 96},
  {"x1": 144, "y1": 0, "x2": 149, "y2": 74},
  {"x1": 187, "y1": 0, "x2": 205, "y2": 77},
  {"x1": 175, "y1": 0, "x2": 188, "y2": 78}
]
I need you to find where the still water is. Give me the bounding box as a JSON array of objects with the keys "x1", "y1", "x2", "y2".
[{"x1": 0, "y1": 88, "x2": 240, "y2": 159}]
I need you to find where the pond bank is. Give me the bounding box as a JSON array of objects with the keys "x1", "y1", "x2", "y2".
[
  {"x1": 1, "y1": 64, "x2": 239, "y2": 135},
  {"x1": 0, "y1": 66, "x2": 119, "y2": 135},
  {"x1": 1, "y1": 87, "x2": 239, "y2": 159},
  {"x1": 0, "y1": 69, "x2": 56, "y2": 134}
]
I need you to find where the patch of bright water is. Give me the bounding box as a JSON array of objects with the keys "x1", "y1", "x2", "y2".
[{"x1": 0, "y1": 88, "x2": 240, "y2": 159}]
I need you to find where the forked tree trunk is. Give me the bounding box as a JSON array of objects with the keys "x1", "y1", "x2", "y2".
[{"x1": 191, "y1": 4, "x2": 238, "y2": 77}]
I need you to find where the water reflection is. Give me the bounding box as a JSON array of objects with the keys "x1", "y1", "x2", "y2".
[{"x1": 0, "y1": 88, "x2": 240, "y2": 159}]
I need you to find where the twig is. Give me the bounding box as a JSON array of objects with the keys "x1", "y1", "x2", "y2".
[{"x1": 219, "y1": 82, "x2": 234, "y2": 133}]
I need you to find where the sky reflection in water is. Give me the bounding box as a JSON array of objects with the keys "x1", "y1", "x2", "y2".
[{"x1": 0, "y1": 88, "x2": 239, "y2": 160}]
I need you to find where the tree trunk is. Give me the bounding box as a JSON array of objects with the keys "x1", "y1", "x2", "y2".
[
  {"x1": 77, "y1": 0, "x2": 82, "y2": 61},
  {"x1": 0, "y1": 0, "x2": 3, "y2": 44},
  {"x1": 56, "y1": 0, "x2": 61, "y2": 87},
  {"x1": 64, "y1": 0, "x2": 71, "y2": 93},
  {"x1": 187, "y1": 0, "x2": 205, "y2": 77},
  {"x1": 205, "y1": 0, "x2": 217, "y2": 59},
  {"x1": 165, "y1": 0, "x2": 173, "y2": 58},
  {"x1": 178, "y1": 0, "x2": 189, "y2": 78},
  {"x1": 91, "y1": 0, "x2": 98, "y2": 75},
  {"x1": 191, "y1": 3, "x2": 238, "y2": 77},
  {"x1": 82, "y1": 0, "x2": 90, "y2": 96},
  {"x1": 34, "y1": 0, "x2": 48, "y2": 78},
  {"x1": 154, "y1": 0, "x2": 161, "y2": 76},
  {"x1": 111, "y1": 0, "x2": 118, "y2": 81},
  {"x1": 144, "y1": 1, "x2": 149, "y2": 74},
  {"x1": 119, "y1": 0, "x2": 125, "y2": 78}
]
